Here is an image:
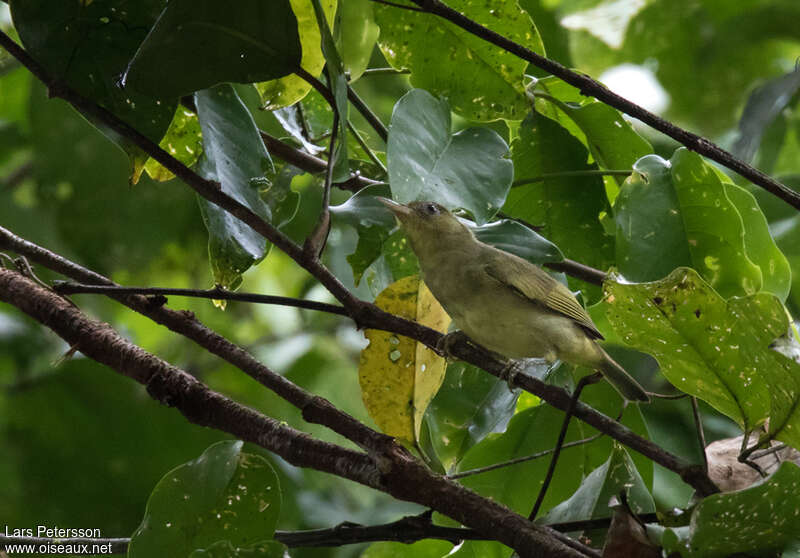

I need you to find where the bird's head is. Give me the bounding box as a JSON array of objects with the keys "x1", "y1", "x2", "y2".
[{"x1": 377, "y1": 198, "x2": 470, "y2": 247}]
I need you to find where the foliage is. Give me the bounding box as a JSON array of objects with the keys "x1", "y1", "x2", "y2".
[{"x1": 3, "y1": 0, "x2": 800, "y2": 557}]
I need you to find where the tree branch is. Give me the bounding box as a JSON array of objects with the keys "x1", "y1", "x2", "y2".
[
  {"x1": 402, "y1": 0, "x2": 800, "y2": 211},
  {"x1": 51, "y1": 282, "x2": 349, "y2": 316}
]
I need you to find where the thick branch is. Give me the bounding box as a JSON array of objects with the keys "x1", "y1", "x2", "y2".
[{"x1": 405, "y1": 0, "x2": 800, "y2": 211}]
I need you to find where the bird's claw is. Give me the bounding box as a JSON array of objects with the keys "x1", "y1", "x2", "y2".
[{"x1": 500, "y1": 360, "x2": 523, "y2": 391}]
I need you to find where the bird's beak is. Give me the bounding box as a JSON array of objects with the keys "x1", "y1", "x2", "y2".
[{"x1": 377, "y1": 197, "x2": 413, "y2": 220}]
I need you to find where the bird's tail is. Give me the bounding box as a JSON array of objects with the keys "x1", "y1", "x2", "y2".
[{"x1": 598, "y1": 351, "x2": 650, "y2": 402}]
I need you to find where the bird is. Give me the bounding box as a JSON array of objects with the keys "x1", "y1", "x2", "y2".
[{"x1": 378, "y1": 197, "x2": 649, "y2": 402}]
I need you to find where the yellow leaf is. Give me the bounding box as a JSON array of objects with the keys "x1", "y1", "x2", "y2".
[{"x1": 359, "y1": 275, "x2": 450, "y2": 442}]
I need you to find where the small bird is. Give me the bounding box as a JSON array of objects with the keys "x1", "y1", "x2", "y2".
[{"x1": 378, "y1": 198, "x2": 649, "y2": 402}]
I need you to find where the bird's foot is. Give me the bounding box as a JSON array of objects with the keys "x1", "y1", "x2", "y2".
[
  {"x1": 500, "y1": 360, "x2": 524, "y2": 391},
  {"x1": 433, "y1": 330, "x2": 471, "y2": 358}
]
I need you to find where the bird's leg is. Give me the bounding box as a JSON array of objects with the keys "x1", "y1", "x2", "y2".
[{"x1": 529, "y1": 371, "x2": 602, "y2": 521}]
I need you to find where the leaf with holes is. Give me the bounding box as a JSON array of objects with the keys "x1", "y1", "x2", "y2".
[
  {"x1": 614, "y1": 148, "x2": 790, "y2": 300},
  {"x1": 359, "y1": 275, "x2": 450, "y2": 442},
  {"x1": 128, "y1": 441, "x2": 281, "y2": 558},
  {"x1": 375, "y1": 0, "x2": 544, "y2": 121},
  {"x1": 603, "y1": 267, "x2": 800, "y2": 446}
]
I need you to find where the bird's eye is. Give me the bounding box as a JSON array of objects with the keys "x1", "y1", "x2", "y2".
[{"x1": 425, "y1": 203, "x2": 439, "y2": 215}]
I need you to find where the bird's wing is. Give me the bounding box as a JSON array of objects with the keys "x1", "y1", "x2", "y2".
[{"x1": 483, "y1": 256, "x2": 604, "y2": 340}]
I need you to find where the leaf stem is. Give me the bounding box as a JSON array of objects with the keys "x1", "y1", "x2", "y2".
[{"x1": 347, "y1": 120, "x2": 388, "y2": 174}]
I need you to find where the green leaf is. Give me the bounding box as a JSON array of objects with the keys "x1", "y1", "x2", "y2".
[
  {"x1": 10, "y1": 0, "x2": 176, "y2": 181},
  {"x1": 614, "y1": 149, "x2": 790, "y2": 300},
  {"x1": 311, "y1": 0, "x2": 350, "y2": 182},
  {"x1": 535, "y1": 77, "x2": 652, "y2": 185},
  {"x1": 540, "y1": 445, "x2": 654, "y2": 525},
  {"x1": 732, "y1": 66, "x2": 800, "y2": 163},
  {"x1": 387, "y1": 89, "x2": 513, "y2": 225},
  {"x1": 721, "y1": 174, "x2": 792, "y2": 301},
  {"x1": 687, "y1": 463, "x2": 800, "y2": 558},
  {"x1": 125, "y1": 0, "x2": 301, "y2": 99},
  {"x1": 505, "y1": 111, "x2": 613, "y2": 296},
  {"x1": 256, "y1": 0, "x2": 336, "y2": 110},
  {"x1": 455, "y1": 404, "x2": 585, "y2": 517},
  {"x1": 143, "y1": 107, "x2": 204, "y2": 182},
  {"x1": 472, "y1": 220, "x2": 563, "y2": 264},
  {"x1": 128, "y1": 441, "x2": 282, "y2": 558},
  {"x1": 375, "y1": 0, "x2": 544, "y2": 121},
  {"x1": 604, "y1": 267, "x2": 800, "y2": 441},
  {"x1": 426, "y1": 362, "x2": 520, "y2": 470},
  {"x1": 336, "y1": 0, "x2": 380, "y2": 82},
  {"x1": 755, "y1": 175, "x2": 800, "y2": 312},
  {"x1": 331, "y1": 184, "x2": 395, "y2": 229},
  {"x1": 194, "y1": 85, "x2": 274, "y2": 290},
  {"x1": 613, "y1": 154, "x2": 692, "y2": 283}
]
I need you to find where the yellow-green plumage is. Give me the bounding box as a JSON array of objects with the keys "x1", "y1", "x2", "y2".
[{"x1": 379, "y1": 198, "x2": 649, "y2": 402}]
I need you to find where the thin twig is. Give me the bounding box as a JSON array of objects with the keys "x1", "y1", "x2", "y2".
[
  {"x1": 495, "y1": 211, "x2": 542, "y2": 231},
  {"x1": 738, "y1": 431, "x2": 768, "y2": 477},
  {"x1": 544, "y1": 258, "x2": 607, "y2": 286},
  {"x1": 346, "y1": 83, "x2": 389, "y2": 142},
  {"x1": 530, "y1": 372, "x2": 603, "y2": 520},
  {"x1": 648, "y1": 391, "x2": 690, "y2": 400},
  {"x1": 304, "y1": 111, "x2": 338, "y2": 258},
  {"x1": 347, "y1": 119, "x2": 387, "y2": 174},
  {"x1": 449, "y1": 433, "x2": 603, "y2": 480},
  {"x1": 691, "y1": 396, "x2": 708, "y2": 473},
  {"x1": 51, "y1": 282, "x2": 349, "y2": 316},
  {"x1": 749, "y1": 443, "x2": 787, "y2": 461},
  {"x1": 403, "y1": 0, "x2": 800, "y2": 212},
  {"x1": 295, "y1": 66, "x2": 389, "y2": 144}
]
